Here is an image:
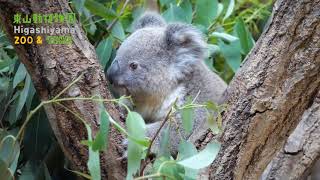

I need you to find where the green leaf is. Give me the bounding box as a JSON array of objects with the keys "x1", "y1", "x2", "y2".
[
  {"x1": 207, "y1": 113, "x2": 220, "y2": 134},
  {"x1": 126, "y1": 111, "x2": 146, "y2": 179},
  {"x1": 162, "y1": 1, "x2": 192, "y2": 23},
  {"x1": 234, "y1": 18, "x2": 255, "y2": 55},
  {"x1": 211, "y1": 32, "x2": 238, "y2": 42},
  {"x1": 0, "y1": 76, "x2": 10, "y2": 92},
  {"x1": 156, "y1": 160, "x2": 184, "y2": 180},
  {"x1": 194, "y1": 0, "x2": 218, "y2": 27},
  {"x1": 159, "y1": 126, "x2": 170, "y2": 157},
  {"x1": 177, "y1": 142, "x2": 221, "y2": 169},
  {"x1": 96, "y1": 37, "x2": 113, "y2": 69},
  {"x1": 43, "y1": 163, "x2": 52, "y2": 180},
  {"x1": 217, "y1": 3, "x2": 224, "y2": 18},
  {"x1": 180, "y1": 0, "x2": 193, "y2": 23},
  {"x1": 178, "y1": 141, "x2": 197, "y2": 161},
  {"x1": 223, "y1": 0, "x2": 235, "y2": 20},
  {"x1": 208, "y1": 44, "x2": 220, "y2": 57},
  {"x1": 13, "y1": 63, "x2": 27, "y2": 88},
  {"x1": 25, "y1": 83, "x2": 36, "y2": 111},
  {"x1": 109, "y1": 116, "x2": 127, "y2": 134},
  {"x1": 16, "y1": 74, "x2": 32, "y2": 118},
  {"x1": 180, "y1": 98, "x2": 194, "y2": 134},
  {"x1": 111, "y1": 21, "x2": 126, "y2": 41},
  {"x1": 178, "y1": 141, "x2": 198, "y2": 179},
  {"x1": 159, "y1": 0, "x2": 175, "y2": 7},
  {"x1": 92, "y1": 104, "x2": 110, "y2": 151},
  {"x1": 205, "y1": 101, "x2": 219, "y2": 111},
  {"x1": 85, "y1": 123, "x2": 101, "y2": 180},
  {"x1": 84, "y1": 0, "x2": 117, "y2": 20},
  {"x1": 0, "y1": 49, "x2": 15, "y2": 71},
  {"x1": 205, "y1": 101, "x2": 222, "y2": 134},
  {"x1": 0, "y1": 59, "x2": 15, "y2": 71},
  {"x1": 162, "y1": 4, "x2": 188, "y2": 23},
  {"x1": 73, "y1": 0, "x2": 85, "y2": 15},
  {"x1": 108, "y1": 115, "x2": 149, "y2": 147},
  {"x1": 126, "y1": 112, "x2": 146, "y2": 140},
  {"x1": 0, "y1": 135, "x2": 20, "y2": 175},
  {"x1": 218, "y1": 40, "x2": 242, "y2": 72}
]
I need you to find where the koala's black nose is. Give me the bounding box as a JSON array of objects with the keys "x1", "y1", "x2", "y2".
[{"x1": 107, "y1": 60, "x2": 119, "y2": 85}]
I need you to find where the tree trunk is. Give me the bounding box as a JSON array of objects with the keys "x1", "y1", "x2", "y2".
[
  {"x1": 0, "y1": 0, "x2": 126, "y2": 179},
  {"x1": 261, "y1": 91, "x2": 320, "y2": 180},
  {"x1": 207, "y1": 0, "x2": 320, "y2": 179}
]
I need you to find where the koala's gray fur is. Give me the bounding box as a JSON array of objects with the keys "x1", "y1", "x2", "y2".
[{"x1": 107, "y1": 12, "x2": 227, "y2": 155}]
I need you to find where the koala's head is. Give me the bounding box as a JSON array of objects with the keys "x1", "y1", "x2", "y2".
[{"x1": 107, "y1": 12, "x2": 206, "y2": 103}]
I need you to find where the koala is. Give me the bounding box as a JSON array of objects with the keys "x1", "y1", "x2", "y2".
[{"x1": 107, "y1": 12, "x2": 227, "y2": 155}]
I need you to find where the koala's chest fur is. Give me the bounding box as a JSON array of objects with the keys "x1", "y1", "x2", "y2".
[{"x1": 134, "y1": 86, "x2": 185, "y2": 123}]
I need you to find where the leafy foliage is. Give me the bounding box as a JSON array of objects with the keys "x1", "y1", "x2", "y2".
[{"x1": 0, "y1": 0, "x2": 272, "y2": 179}]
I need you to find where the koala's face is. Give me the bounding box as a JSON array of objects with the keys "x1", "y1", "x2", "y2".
[
  {"x1": 107, "y1": 27, "x2": 175, "y2": 98},
  {"x1": 107, "y1": 12, "x2": 205, "y2": 103}
]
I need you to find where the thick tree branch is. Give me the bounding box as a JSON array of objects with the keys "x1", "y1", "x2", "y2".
[
  {"x1": 261, "y1": 92, "x2": 320, "y2": 180},
  {"x1": 0, "y1": 0, "x2": 126, "y2": 179},
  {"x1": 207, "y1": 0, "x2": 320, "y2": 179}
]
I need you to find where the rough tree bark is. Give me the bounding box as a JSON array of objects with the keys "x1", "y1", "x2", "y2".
[
  {"x1": 0, "y1": 0, "x2": 125, "y2": 179},
  {"x1": 206, "y1": 0, "x2": 320, "y2": 179},
  {"x1": 261, "y1": 91, "x2": 320, "y2": 180}
]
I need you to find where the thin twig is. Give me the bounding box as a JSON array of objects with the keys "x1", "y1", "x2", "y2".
[
  {"x1": 139, "y1": 107, "x2": 173, "y2": 176},
  {"x1": 15, "y1": 74, "x2": 84, "y2": 141},
  {"x1": 52, "y1": 73, "x2": 84, "y2": 101}
]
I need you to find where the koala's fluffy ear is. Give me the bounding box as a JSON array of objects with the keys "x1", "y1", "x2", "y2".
[
  {"x1": 165, "y1": 24, "x2": 206, "y2": 80},
  {"x1": 133, "y1": 12, "x2": 166, "y2": 31}
]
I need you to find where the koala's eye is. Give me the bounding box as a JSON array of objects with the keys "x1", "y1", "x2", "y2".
[{"x1": 129, "y1": 62, "x2": 138, "y2": 70}]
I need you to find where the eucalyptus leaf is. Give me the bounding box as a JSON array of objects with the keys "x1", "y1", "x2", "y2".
[
  {"x1": 16, "y1": 74, "x2": 32, "y2": 118},
  {"x1": 13, "y1": 63, "x2": 27, "y2": 88},
  {"x1": 155, "y1": 159, "x2": 184, "y2": 180},
  {"x1": 207, "y1": 113, "x2": 220, "y2": 134},
  {"x1": 208, "y1": 44, "x2": 220, "y2": 57},
  {"x1": 234, "y1": 18, "x2": 255, "y2": 55},
  {"x1": 159, "y1": 126, "x2": 170, "y2": 157},
  {"x1": 25, "y1": 83, "x2": 35, "y2": 111},
  {"x1": 73, "y1": 0, "x2": 85, "y2": 15},
  {"x1": 92, "y1": 104, "x2": 110, "y2": 152},
  {"x1": 96, "y1": 37, "x2": 113, "y2": 69},
  {"x1": 180, "y1": 98, "x2": 194, "y2": 134},
  {"x1": 178, "y1": 140, "x2": 198, "y2": 179},
  {"x1": 111, "y1": 21, "x2": 126, "y2": 41},
  {"x1": 162, "y1": 4, "x2": 188, "y2": 23},
  {"x1": 194, "y1": 0, "x2": 218, "y2": 27},
  {"x1": 177, "y1": 142, "x2": 221, "y2": 169},
  {"x1": 84, "y1": 0, "x2": 117, "y2": 20},
  {"x1": 180, "y1": 0, "x2": 193, "y2": 23},
  {"x1": 162, "y1": 1, "x2": 192, "y2": 23},
  {"x1": 178, "y1": 140, "x2": 197, "y2": 161},
  {"x1": 126, "y1": 111, "x2": 146, "y2": 179},
  {"x1": 0, "y1": 135, "x2": 20, "y2": 174},
  {"x1": 211, "y1": 32, "x2": 238, "y2": 42},
  {"x1": 218, "y1": 39, "x2": 242, "y2": 72},
  {"x1": 85, "y1": 122, "x2": 101, "y2": 180},
  {"x1": 217, "y1": 3, "x2": 224, "y2": 18},
  {"x1": 223, "y1": 0, "x2": 235, "y2": 20},
  {"x1": 159, "y1": 0, "x2": 175, "y2": 7}
]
